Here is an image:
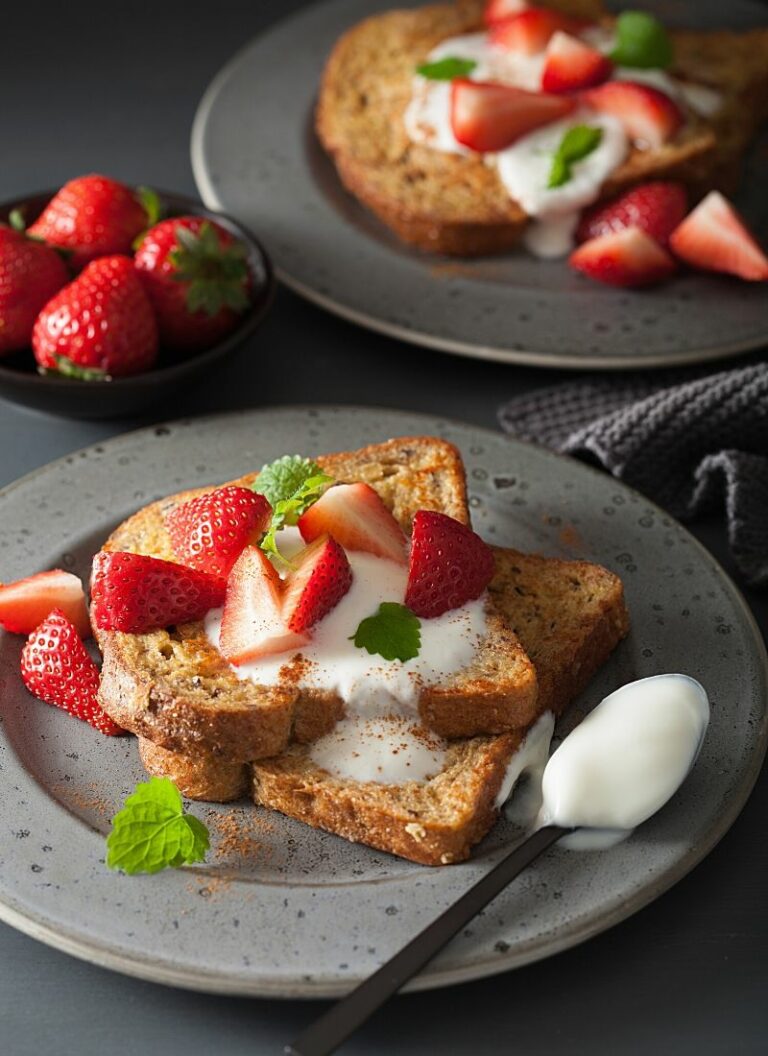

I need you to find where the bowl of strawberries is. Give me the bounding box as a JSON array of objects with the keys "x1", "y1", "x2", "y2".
[{"x1": 0, "y1": 175, "x2": 274, "y2": 418}]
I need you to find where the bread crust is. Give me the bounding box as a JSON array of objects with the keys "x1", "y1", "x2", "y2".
[
  {"x1": 96, "y1": 436, "x2": 537, "y2": 759},
  {"x1": 316, "y1": 0, "x2": 768, "y2": 255}
]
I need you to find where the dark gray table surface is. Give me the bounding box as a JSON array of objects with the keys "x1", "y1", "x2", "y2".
[{"x1": 1, "y1": 2, "x2": 766, "y2": 1054}]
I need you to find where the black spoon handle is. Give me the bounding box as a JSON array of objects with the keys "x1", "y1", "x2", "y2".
[{"x1": 285, "y1": 825, "x2": 570, "y2": 1056}]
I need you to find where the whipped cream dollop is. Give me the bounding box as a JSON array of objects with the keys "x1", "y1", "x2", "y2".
[
  {"x1": 404, "y1": 28, "x2": 722, "y2": 257},
  {"x1": 538, "y1": 673, "x2": 710, "y2": 849},
  {"x1": 205, "y1": 528, "x2": 488, "y2": 717}
]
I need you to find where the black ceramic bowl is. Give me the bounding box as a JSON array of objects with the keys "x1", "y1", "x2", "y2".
[{"x1": 0, "y1": 189, "x2": 275, "y2": 419}]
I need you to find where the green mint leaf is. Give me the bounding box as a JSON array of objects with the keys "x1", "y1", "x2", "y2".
[
  {"x1": 416, "y1": 57, "x2": 477, "y2": 80},
  {"x1": 254, "y1": 455, "x2": 325, "y2": 508},
  {"x1": 547, "y1": 125, "x2": 603, "y2": 188},
  {"x1": 610, "y1": 11, "x2": 673, "y2": 69},
  {"x1": 106, "y1": 777, "x2": 210, "y2": 875},
  {"x1": 260, "y1": 473, "x2": 334, "y2": 562},
  {"x1": 350, "y1": 602, "x2": 421, "y2": 663}
]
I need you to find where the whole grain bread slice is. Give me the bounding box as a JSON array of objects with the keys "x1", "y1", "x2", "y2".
[
  {"x1": 97, "y1": 437, "x2": 538, "y2": 761},
  {"x1": 138, "y1": 546, "x2": 629, "y2": 864},
  {"x1": 317, "y1": 0, "x2": 768, "y2": 255}
]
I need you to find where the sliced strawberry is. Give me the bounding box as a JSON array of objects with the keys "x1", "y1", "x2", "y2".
[
  {"x1": 165, "y1": 485, "x2": 272, "y2": 579},
  {"x1": 451, "y1": 79, "x2": 575, "y2": 153},
  {"x1": 576, "y1": 181, "x2": 687, "y2": 246},
  {"x1": 669, "y1": 191, "x2": 768, "y2": 282},
  {"x1": 0, "y1": 569, "x2": 90, "y2": 638},
  {"x1": 489, "y1": 8, "x2": 588, "y2": 55},
  {"x1": 582, "y1": 80, "x2": 683, "y2": 148},
  {"x1": 282, "y1": 536, "x2": 353, "y2": 633},
  {"x1": 405, "y1": 511, "x2": 495, "y2": 619},
  {"x1": 541, "y1": 31, "x2": 612, "y2": 93},
  {"x1": 298, "y1": 482, "x2": 407, "y2": 565},
  {"x1": 90, "y1": 551, "x2": 225, "y2": 633},
  {"x1": 21, "y1": 610, "x2": 123, "y2": 736},
  {"x1": 569, "y1": 227, "x2": 677, "y2": 287},
  {"x1": 219, "y1": 546, "x2": 309, "y2": 664},
  {"x1": 484, "y1": 0, "x2": 528, "y2": 26}
]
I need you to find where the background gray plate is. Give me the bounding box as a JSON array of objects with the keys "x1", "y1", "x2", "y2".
[
  {"x1": 0, "y1": 406, "x2": 765, "y2": 997},
  {"x1": 191, "y1": 0, "x2": 768, "y2": 370}
]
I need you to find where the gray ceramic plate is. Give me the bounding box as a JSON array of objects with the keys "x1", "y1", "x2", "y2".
[
  {"x1": 0, "y1": 406, "x2": 765, "y2": 997},
  {"x1": 190, "y1": 0, "x2": 768, "y2": 370}
]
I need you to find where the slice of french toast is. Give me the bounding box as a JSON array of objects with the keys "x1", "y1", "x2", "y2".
[
  {"x1": 316, "y1": 0, "x2": 768, "y2": 255},
  {"x1": 138, "y1": 546, "x2": 629, "y2": 864},
  {"x1": 96, "y1": 437, "x2": 538, "y2": 761}
]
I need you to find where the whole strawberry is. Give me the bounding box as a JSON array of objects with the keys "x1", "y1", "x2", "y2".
[
  {"x1": 405, "y1": 511, "x2": 496, "y2": 618},
  {"x1": 0, "y1": 226, "x2": 69, "y2": 354},
  {"x1": 166, "y1": 485, "x2": 272, "y2": 579},
  {"x1": 21, "y1": 609, "x2": 123, "y2": 735},
  {"x1": 28, "y1": 174, "x2": 152, "y2": 269},
  {"x1": 32, "y1": 255, "x2": 159, "y2": 378},
  {"x1": 134, "y1": 217, "x2": 251, "y2": 350}
]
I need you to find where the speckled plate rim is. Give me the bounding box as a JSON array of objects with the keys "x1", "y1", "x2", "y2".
[
  {"x1": 0, "y1": 404, "x2": 766, "y2": 999},
  {"x1": 190, "y1": 0, "x2": 768, "y2": 371}
]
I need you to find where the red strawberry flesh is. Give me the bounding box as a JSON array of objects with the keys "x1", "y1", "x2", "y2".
[
  {"x1": 90, "y1": 551, "x2": 225, "y2": 633},
  {"x1": 541, "y1": 31, "x2": 612, "y2": 93},
  {"x1": 489, "y1": 8, "x2": 589, "y2": 54},
  {"x1": 484, "y1": 0, "x2": 528, "y2": 26},
  {"x1": 298, "y1": 482, "x2": 407, "y2": 565},
  {"x1": 451, "y1": 79, "x2": 575, "y2": 153},
  {"x1": 583, "y1": 80, "x2": 683, "y2": 148},
  {"x1": 405, "y1": 511, "x2": 495, "y2": 619},
  {"x1": 669, "y1": 191, "x2": 768, "y2": 281},
  {"x1": 576, "y1": 181, "x2": 687, "y2": 246},
  {"x1": 569, "y1": 226, "x2": 677, "y2": 287},
  {"x1": 282, "y1": 536, "x2": 353, "y2": 633},
  {"x1": 0, "y1": 569, "x2": 90, "y2": 638},
  {"x1": 21, "y1": 609, "x2": 122, "y2": 735},
  {"x1": 219, "y1": 546, "x2": 309, "y2": 664},
  {"x1": 166, "y1": 486, "x2": 272, "y2": 579}
]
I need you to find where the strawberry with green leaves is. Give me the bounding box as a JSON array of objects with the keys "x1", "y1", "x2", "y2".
[
  {"x1": 0, "y1": 226, "x2": 69, "y2": 354},
  {"x1": 32, "y1": 255, "x2": 159, "y2": 378},
  {"x1": 28, "y1": 174, "x2": 155, "y2": 269},
  {"x1": 134, "y1": 217, "x2": 252, "y2": 350}
]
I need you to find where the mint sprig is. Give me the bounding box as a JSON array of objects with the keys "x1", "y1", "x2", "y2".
[
  {"x1": 350, "y1": 602, "x2": 421, "y2": 662},
  {"x1": 548, "y1": 125, "x2": 603, "y2": 189},
  {"x1": 254, "y1": 455, "x2": 325, "y2": 508},
  {"x1": 416, "y1": 57, "x2": 477, "y2": 80},
  {"x1": 610, "y1": 11, "x2": 673, "y2": 70},
  {"x1": 260, "y1": 473, "x2": 334, "y2": 561},
  {"x1": 106, "y1": 777, "x2": 210, "y2": 875}
]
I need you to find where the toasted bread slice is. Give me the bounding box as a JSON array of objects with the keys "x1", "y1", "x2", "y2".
[
  {"x1": 317, "y1": 0, "x2": 768, "y2": 255},
  {"x1": 97, "y1": 437, "x2": 538, "y2": 761},
  {"x1": 138, "y1": 547, "x2": 629, "y2": 864}
]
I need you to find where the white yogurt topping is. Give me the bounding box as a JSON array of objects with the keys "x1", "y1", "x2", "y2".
[
  {"x1": 538, "y1": 674, "x2": 710, "y2": 847},
  {"x1": 205, "y1": 528, "x2": 488, "y2": 718},
  {"x1": 494, "y1": 711, "x2": 555, "y2": 810},
  {"x1": 309, "y1": 714, "x2": 448, "y2": 784}
]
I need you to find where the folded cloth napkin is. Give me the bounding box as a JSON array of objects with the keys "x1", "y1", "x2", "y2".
[{"x1": 498, "y1": 363, "x2": 768, "y2": 587}]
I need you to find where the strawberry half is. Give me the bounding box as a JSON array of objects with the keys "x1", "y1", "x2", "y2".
[
  {"x1": 489, "y1": 8, "x2": 588, "y2": 55},
  {"x1": 0, "y1": 569, "x2": 90, "y2": 638},
  {"x1": 669, "y1": 191, "x2": 768, "y2": 282},
  {"x1": 166, "y1": 486, "x2": 272, "y2": 579},
  {"x1": 90, "y1": 551, "x2": 225, "y2": 633},
  {"x1": 582, "y1": 81, "x2": 683, "y2": 148},
  {"x1": 405, "y1": 511, "x2": 495, "y2": 619},
  {"x1": 298, "y1": 482, "x2": 407, "y2": 565},
  {"x1": 21, "y1": 610, "x2": 123, "y2": 735},
  {"x1": 219, "y1": 546, "x2": 309, "y2": 664},
  {"x1": 541, "y1": 32, "x2": 612, "y2": 93},
  {"x1": 576, "y1": 181, "x2": 688, "y2": 246},
  {"x1": 569, "y1": 227, "x2": 677, "y2": 287},
  {"x1": 483, "y1": 0, "x2": 528, "y2": 26},
  {"x1": 451, "y1": 79, "x2": 575, "y2": 153},
  {"x1": 282, "y1": 536, "x2": 353, "y2": 633}
]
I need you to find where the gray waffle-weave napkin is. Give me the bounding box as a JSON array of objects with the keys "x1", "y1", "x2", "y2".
[{"x1": 498, "y1": 363, "x2": 768, "y2": 587}]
